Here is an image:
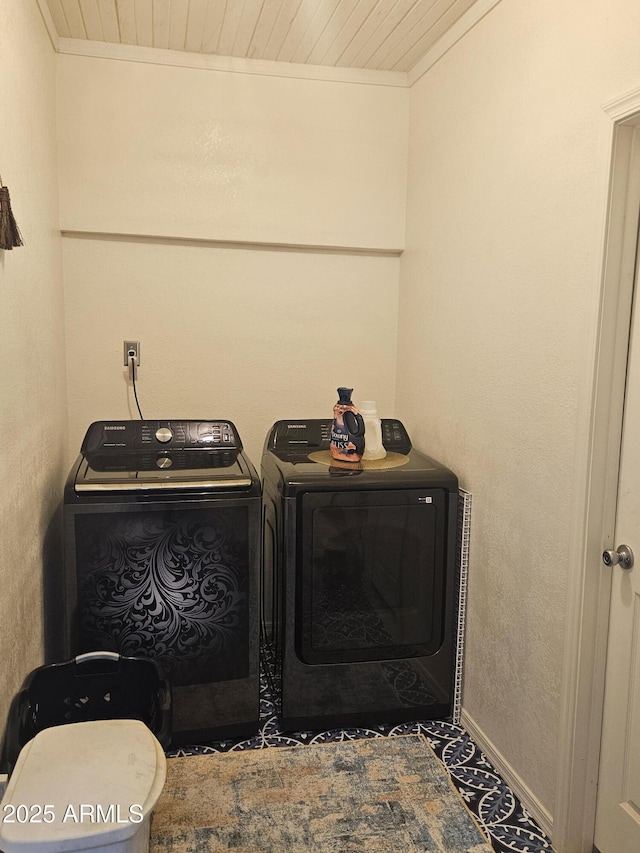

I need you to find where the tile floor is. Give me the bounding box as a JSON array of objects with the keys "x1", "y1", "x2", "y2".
[{"x1": 170, "y1": 648, "x2": 554, "y2": 853}]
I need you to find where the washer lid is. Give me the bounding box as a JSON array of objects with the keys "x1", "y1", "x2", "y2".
[
  {"x1": 0, "y1": 720, "x2": 166, "y2": 852},
  {"x1": 74, "y1": 451, "x2": 254, "y2": 492}
]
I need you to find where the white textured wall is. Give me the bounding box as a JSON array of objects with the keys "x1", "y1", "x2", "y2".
[
  {"x1": 57, "y1": 55, "x2": 407, "y2": 250},
  {"x1": 0, "y1": 0, "x2": 67, "y2": 722},
  {"x1": 57, "y1": 56, "x2": 407, "y2": 467},
  {"x1": 62, "y1": 237, "x2": 400, "y2": 467},
  {"x1": 398, "y1": 0, "x2": 640, "y2": 819}
]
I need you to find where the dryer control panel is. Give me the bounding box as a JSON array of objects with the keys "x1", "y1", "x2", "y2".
[
  {"x1": 268, "y1": 419, "x2": 412, "y2": 456},
  {"x1": 82, "y1": 420, "x2": 242, "y2": 454}
]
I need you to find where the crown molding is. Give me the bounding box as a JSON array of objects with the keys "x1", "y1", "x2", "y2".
[
  {"x1": 55, "y1": 37, "x2": 408, "y2": 88},
  {"x1": 36, "y1": 0, "x2": 59, "y2": 52},
  {"x1": 408, "y1": 0, "x2": 505, "y2": 86}
]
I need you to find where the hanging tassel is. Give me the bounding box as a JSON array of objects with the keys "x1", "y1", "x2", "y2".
[{"x1": 0, "y1": 178, "x2": 24, "y2": 250}]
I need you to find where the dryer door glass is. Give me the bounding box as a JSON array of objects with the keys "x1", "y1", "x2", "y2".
[{"x1": 297, "y1": 489, "x2": 447, "y2": 664}]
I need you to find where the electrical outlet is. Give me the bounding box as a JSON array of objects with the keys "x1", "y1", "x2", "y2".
[{"x1": 123, "y1": 341, "x2": 140, "y2": 366}]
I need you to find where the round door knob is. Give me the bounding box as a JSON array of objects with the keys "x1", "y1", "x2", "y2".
[
  {"x1": 156, "y1": 455, "x2": 172, "y2": 469},
  {"x1": 155, "y1": 427, "x2": 173, "y2": 444},
  {"x1": 602, "y1": 544, "x2": 634, "y2": 570}
]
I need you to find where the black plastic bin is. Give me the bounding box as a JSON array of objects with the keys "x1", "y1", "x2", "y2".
[{"x1": 0, "y1": 651, "x2": 171, "y2": 775}]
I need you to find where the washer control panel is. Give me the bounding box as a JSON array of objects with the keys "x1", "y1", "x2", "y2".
[{"x1": 82, "y1": 420, "x2": 242, "y2": 454}]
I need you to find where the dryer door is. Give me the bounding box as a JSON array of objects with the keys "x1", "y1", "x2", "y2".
[{"x1": 297, "y1": 489, "x2": 448, "y2": 665}]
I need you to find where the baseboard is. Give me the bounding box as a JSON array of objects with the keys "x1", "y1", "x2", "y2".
[{"x1": 460, "y1": 709, "x2": 554, "y2": 840}]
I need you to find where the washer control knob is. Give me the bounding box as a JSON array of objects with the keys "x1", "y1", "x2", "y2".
[
  {"x1": 155, "y1": 427, "x2": 173, "y2": 444},
  {"x1": 156, "y1": 455, "x2": 173, "y2": 469}
]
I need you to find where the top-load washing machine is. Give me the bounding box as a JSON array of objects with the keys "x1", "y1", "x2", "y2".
[
  {"x1": 261, "y1": 418, "x2": 460, "y2": 732},
  {"x1": 63, "y1": 419, "x2": 261, "y2": 746}
]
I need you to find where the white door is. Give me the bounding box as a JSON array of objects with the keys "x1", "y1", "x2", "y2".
[{"x1": 594, "y1": 268, "x2": 640, "y2": 852}]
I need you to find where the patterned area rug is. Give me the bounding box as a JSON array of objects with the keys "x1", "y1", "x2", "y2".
[
  {"x1": 151, "y1": 734, "x2": 492, "y2": 852},
  {"x1": 169, "y1": 643, "x2": 554, "y2": 853}
]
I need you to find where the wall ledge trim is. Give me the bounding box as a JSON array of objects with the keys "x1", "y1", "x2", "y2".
[
  {"x1": 54, "y1": 37, "x2": 408, "y2": 88},
  {"x1": 460, "y1": 709, "x2": 553, "y2": 840},
  {"x1": 60, "y1": 229, "x2": 404, "y2": 257}
]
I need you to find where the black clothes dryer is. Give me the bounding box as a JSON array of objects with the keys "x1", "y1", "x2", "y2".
[
  {"x1": 261, "y1": 419, "x2": 459, "y2": 732},
  {"x1": 63, "y1": 420, "x2": 261, "y2": 746}
]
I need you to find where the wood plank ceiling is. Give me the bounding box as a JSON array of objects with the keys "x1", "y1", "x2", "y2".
[{"x1": 44, "y1": 0, "x2": 480, "y2": 72}]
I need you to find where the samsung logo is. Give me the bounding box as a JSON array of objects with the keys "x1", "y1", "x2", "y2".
[
  {"x1": 287, "y1": 424, "x2": 305, "y2": 428},
  {"x1": 104, "y1": 426, "x2": 126, "y2": 430}
]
